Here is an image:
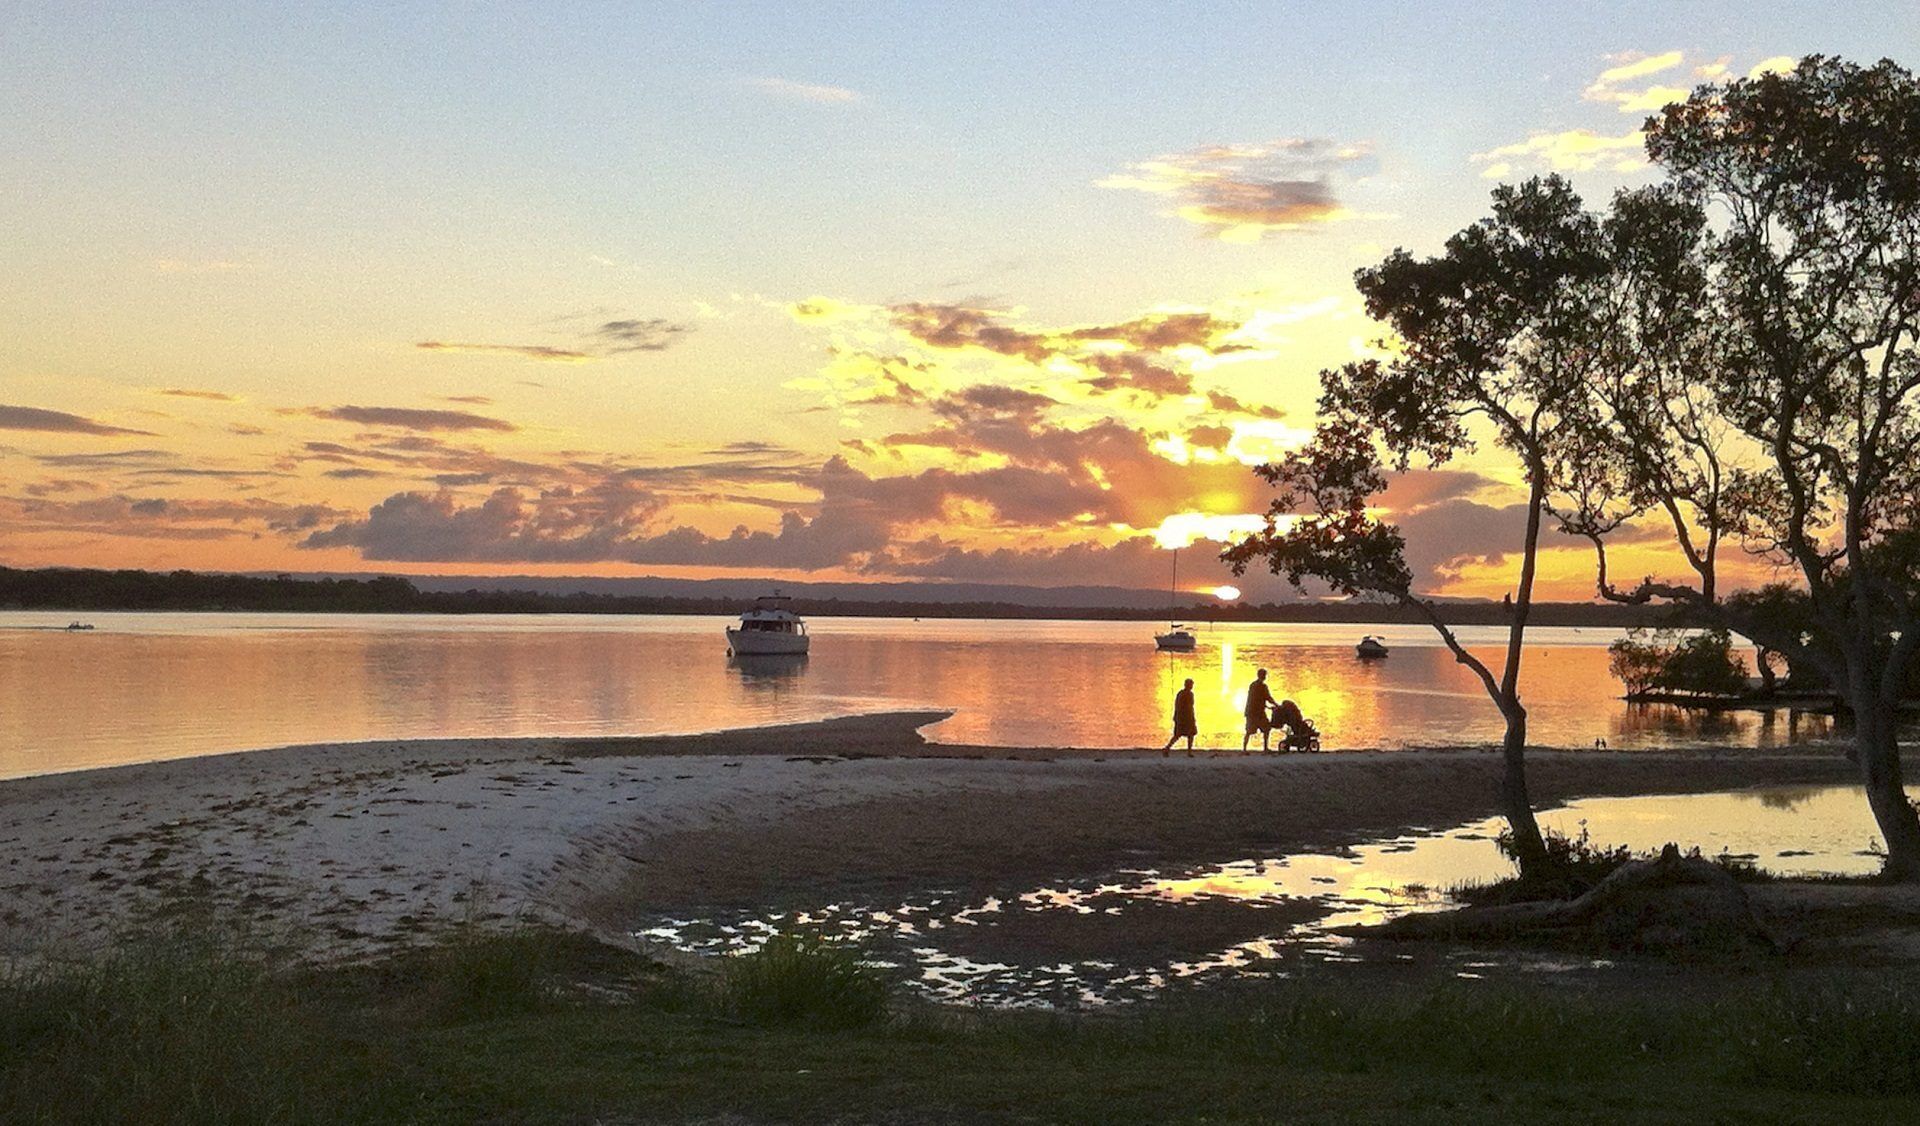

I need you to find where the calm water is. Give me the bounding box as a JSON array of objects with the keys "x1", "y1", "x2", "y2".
[
  {"x1": 640, "y1": 784, "x2": 1893, "y2": 1006},
  {"x1": 0, "y1": 611, "x2": 1839, "y2": 778}
]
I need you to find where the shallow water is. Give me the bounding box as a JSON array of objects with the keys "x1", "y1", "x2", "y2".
[
  {"x1": 636, "y1": 785, "x2": 1892, "y2": 1007},
  {"x1": 0, "y1": 611, "x2": 1839, "y2": 777}
]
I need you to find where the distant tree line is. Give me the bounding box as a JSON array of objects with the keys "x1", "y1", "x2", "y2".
[{"x1": 0, "y1": 565, "x2": 1670, "y2": 626}]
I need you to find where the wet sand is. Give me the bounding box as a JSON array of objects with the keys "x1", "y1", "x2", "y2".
[{"x1": 0, "y1": 712, "x2": 1863, "y2": 959}]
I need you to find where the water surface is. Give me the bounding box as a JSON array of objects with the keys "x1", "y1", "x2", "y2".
[
  {"x1": 638, "y1": 784, "x2": 1891, "y2": 1007},
  {"x1": 2, "y1": 611, "x2": 1839, "y2": 777}
]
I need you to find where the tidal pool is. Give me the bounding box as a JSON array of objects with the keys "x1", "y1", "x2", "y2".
[{"x1": 635, "y1": 784, "x2": 1892, "y2": 1007}]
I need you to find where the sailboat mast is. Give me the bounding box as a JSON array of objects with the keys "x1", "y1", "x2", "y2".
[{"x1": 1169, "y1": 548, "x2": 1177, "y2": 626}]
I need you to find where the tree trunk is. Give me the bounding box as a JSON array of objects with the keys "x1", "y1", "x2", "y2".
[
  {"x1": 1500, "y1": 704, "x2": 1549, "y2": 873},
  {"x1": 1853, "y1": 698, "x2": 1920, "y2": 881}
]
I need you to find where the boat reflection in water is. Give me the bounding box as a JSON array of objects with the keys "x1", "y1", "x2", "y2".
[{"x1": 727, "y1": 652, "x2": 811, "y2": 683}]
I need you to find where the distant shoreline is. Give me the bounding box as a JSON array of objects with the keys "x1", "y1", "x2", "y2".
[{"x1": 1, "y1": 564, "x2": 1673, "y2": 627}]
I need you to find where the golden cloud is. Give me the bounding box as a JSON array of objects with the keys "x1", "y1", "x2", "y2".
[{"x1": 1472, "y1": 128, "x2": 1646, "y2": 177}]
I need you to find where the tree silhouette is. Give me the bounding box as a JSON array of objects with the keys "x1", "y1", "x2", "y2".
[
  {"x1": 1562, "y1": 56, "x2": 1920, "y2": 879},
  {"x1": 1226, "y1": 177, "x2": 1615, "y2": 873}
]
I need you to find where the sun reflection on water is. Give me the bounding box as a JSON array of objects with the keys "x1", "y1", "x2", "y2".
[{"x1": 634, "y1": 784, "x2": 1893, "y2": 1009}]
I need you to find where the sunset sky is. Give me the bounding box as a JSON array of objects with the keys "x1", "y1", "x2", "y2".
[{"x1": 5, "y1": 3, "x2": 1916, "y2": 600}]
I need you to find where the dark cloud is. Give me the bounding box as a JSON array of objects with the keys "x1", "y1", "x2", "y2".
[
  {"x1": 127, "y1": 467, "x2": 292, "y2": 480},
  {"x1": 1389, "y1": 496, "x2": 1665, "y2": 589},
  {"x1": 415, "y1": 342, "x2": 592, "y2": 361},
  {"x1": 589, "y1": 318, "x2": 689, "y2": 353},
  {"x1": 31, "y1": 449, "x2": 177, "y2": 468},
  {"x1": 928, "y1": 385, "x2": 1057, "y2": 421},
  {"x1": 707, "y1": 440, "x2": 802, "y2": 458},
  {"x1": 2, "y1": 493, "x2": 346, "y2": 542},
  {"x1": 302, "y1": 481, "x2": 671, "y2": 563},
  {"x1": 1101, "y1": 139, "x2": 1372, "y2": 240},
  {"x1": 416, "y1": 315, "x2": 691, "y2": 363},
  {"x1": 876, "y1": 412, "x2": 1267, "y2": 526},
  {"x1": 155, "y1": 388, "x2": 238, "y2": 401},
  {"x1": 1376, "y1": 469, "x2": 1501, "y2": 513},
  {"x1": 307, "y1": 405, "x2": 517, "y2": 432},
  {"x1": 0, "y1": 405, "x2": 155, "y2": 437},
  {"x1": 1066, "y1": 310, "x2": 1247, "y2": 352},
  {"x1": 877, "y1": 302, "x2": 1247, "y2": 404},
  {"x1": 889, "y1": 303, "x2": 1054, "y2": 363},
  {"x1": 1204, "y1": 390, "x2": 1285, "y2": 420},
  {"x1": 870, "y1": 533, "x2": 1303, "y2": 601},
  {"x1": 1189, "y1": 178, "x2": 1341, "y2": 228},
  {"x1": 1080, "y1": 352, "x2": 1194, "y2": 398}
]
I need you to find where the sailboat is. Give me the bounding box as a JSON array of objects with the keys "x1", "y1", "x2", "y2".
[{"x1": 1154, "y1": 549, "x2": 1197, "y2": 651}]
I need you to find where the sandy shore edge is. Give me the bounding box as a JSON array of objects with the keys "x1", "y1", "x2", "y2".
[{"x1": 0, "y1": 712, "x2": 1862, "y2": 959}]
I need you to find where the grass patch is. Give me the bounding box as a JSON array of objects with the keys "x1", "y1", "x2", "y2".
[
  {"x1": 0, "y1": 928, "x2": 411, "y2": 1126},
  {"x1": 1726, "y1": 981, "x2": 1920, "y2": 1097},
  {"x1": 5, "y1": 921, "x2": 1920, "y2": 1123},
  {"x1": 718, "y1": 931, "x2": 892, "y2": 1029}
]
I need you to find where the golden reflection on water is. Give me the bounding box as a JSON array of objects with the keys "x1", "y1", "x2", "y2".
[{"x1": 2, "y1": 612, "x2": 1850, "y2": 776}]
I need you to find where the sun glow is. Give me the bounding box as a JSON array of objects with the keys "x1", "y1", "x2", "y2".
[
  {"x1": 1213, "y1": 585, "x2": 1241, "y2": 600},
  {"x1": 1150, "y1": 511, "x2": 1268, "y2": 549}
]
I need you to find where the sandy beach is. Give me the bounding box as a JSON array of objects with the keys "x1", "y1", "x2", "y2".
[{"x1": 0, "y1": 711, "x2": 1867, "y2": 961}]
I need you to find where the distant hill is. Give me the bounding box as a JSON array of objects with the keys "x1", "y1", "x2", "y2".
[{"x1": 0, "y1": 565, "x2": 1674, "y2": 627}]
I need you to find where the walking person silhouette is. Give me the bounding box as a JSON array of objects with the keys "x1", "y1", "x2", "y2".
[
  {"x1": 1242, "y1": 668, "x2": 1275, "y2": 752},
  {"x1": 1163, "y1": 678, "x2": 1198, "y2": 755}
]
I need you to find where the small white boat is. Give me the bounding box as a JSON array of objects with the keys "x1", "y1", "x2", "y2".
[
  {"x1": 1155, "y1": 625, "x2": 1197, "y2": 652},
  {"x1": 725, "y1": 594, "x2": 810, "y2": 656},
  {"x1": 1355, "y1": 635, "x2": 1389, "y2": 659}
]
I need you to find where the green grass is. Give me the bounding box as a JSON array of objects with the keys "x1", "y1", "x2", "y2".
[
  {"x1": 4, "y1": 924, "x2": 1920, "y2": 1123},
  {"x1": 718, "y1": 931, "x2": 892, "y2": 1029}
]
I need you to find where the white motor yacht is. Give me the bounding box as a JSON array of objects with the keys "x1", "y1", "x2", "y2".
[
  {"x1": 725, "y1": 594, "x2": 811, "y2": 655},
  {"x1": 1155, "y1": 625, "x2": 1197, "y2": 651},
  {"x1": 1355, "y1": 635, "x2": 1389, "y2": 659}
]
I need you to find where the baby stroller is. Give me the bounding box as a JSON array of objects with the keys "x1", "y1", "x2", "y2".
[{"x1": 1270, "y1": 699, "x2": 1321, "y2": 753}]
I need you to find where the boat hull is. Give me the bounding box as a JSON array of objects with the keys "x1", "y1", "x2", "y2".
[
  {"x1": 1155, "y1": 633, "x2": 1197, "y2": 651},
  {"x1": 727, "y1": 628, "x2": 810, "y2": 656}
]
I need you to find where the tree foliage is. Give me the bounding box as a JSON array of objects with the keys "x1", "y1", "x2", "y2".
[{"x1": 1607, "y1": 629, "x2": 1750, "y2": 697}]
